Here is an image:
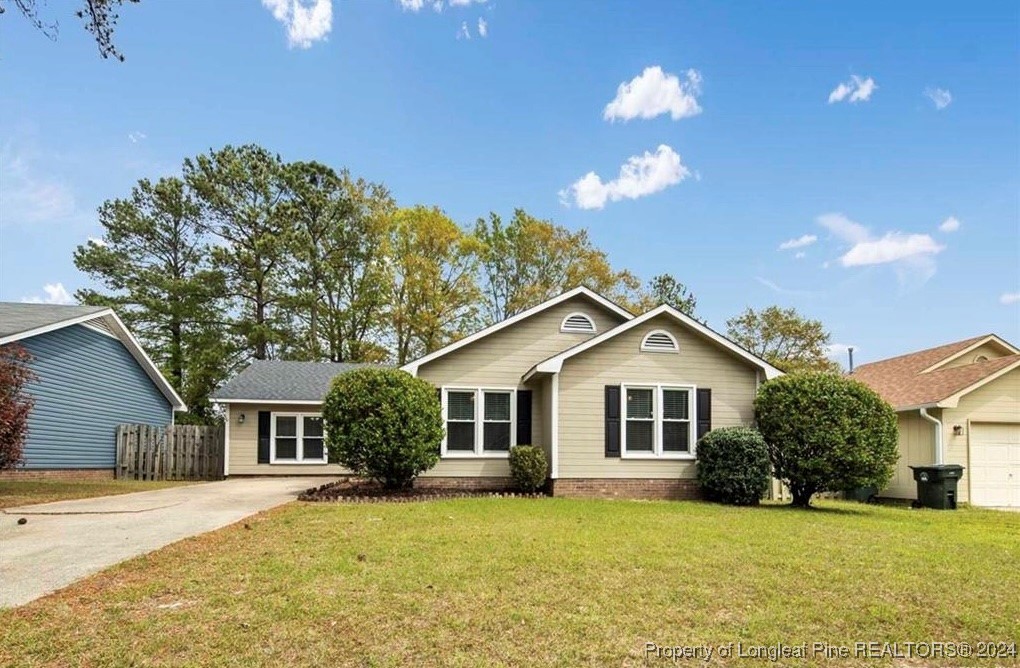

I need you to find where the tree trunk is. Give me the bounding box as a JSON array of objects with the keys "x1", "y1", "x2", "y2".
[{"x1": 790, "y1": 484, "x2": 815, "y2": 508}]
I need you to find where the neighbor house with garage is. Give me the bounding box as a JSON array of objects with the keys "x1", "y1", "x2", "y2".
[
  {"x1": 853, "y1": 334, "x2": 1020, "y2": 508},
  {"x1": 0, "y1": 303, "x2": 186, "y2": 479},
  {"x1": 212, "y1": 287, "x2": 782, "y2": 498}
]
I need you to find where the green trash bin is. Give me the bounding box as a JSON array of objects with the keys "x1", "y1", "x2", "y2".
[
  {"x1": 910, "y1": 465, "x2": 964, "y2": 510},
  {"x1": 844, "y1": 485, "x2": 879, "y2": 503}
]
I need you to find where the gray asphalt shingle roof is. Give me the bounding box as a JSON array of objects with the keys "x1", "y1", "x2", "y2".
[
  {"x1": 211, "y1": 360, "x2": 383, "y2": 402},
  {"x1": 0, "y1": 302, "x2": 109, "y2": 339}
]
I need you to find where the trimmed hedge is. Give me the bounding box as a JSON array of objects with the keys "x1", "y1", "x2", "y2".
[
  {"x1": 696, "y1": 427, "x2": 771, "y2": 505},
  {"x1": 508, "y1": 445, "x2": 548, "y2": 493},
  {"x1": 322, "y1": 368, "x2": 443, "y2": 490},
  {"x1": 755, "y1": 372, "x2": 899, "y2": 507}
]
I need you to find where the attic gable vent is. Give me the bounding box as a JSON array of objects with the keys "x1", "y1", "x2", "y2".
[
  {"x1": 641, "y1": 329, "x2": 679, "y2": 353},
  {"x1": 560, "y1": 312, "x2": 597, "y2": 334}
]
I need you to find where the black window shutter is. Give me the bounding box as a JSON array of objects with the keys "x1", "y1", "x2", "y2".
[
  {"x1": 257, "y1": 411, "x2": 271, "y2": 464},
  {"x1": 516, "y1": 390, "x2": 532, "y2": 445},
  {"x1": 435, "y1": 388, "x2": 444, "y2": 455},
  {"x1": 696, "y1": 388, "x2": 712, "y2": 440},
  {"x1": 605, "y1": 385, "x2": 621, "y2": 457}
]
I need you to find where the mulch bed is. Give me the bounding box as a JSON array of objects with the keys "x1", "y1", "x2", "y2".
[{"x1": 299, "y1": 480, "x2": 547, "y2": 503}]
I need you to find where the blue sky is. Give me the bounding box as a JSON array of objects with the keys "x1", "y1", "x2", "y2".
[{"x1": 1, "y1": 0, "x2": 1017, "y2": 365}]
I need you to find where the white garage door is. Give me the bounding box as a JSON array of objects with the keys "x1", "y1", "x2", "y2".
[{"x1": 970, "y1": 423, "x2": 1020, "y2": 508}]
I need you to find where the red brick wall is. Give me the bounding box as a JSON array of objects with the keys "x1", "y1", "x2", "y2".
[
  {"x1": 414, "y1": 477, "x2": 514, "y2": 492},
  {"x1": 0, "y1": 468, "x2": 116, "y2": 482},
  {"x1": 550, "y1": 478, "x2": 702, "y2": 500}
]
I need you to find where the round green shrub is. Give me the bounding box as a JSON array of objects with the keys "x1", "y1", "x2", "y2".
[
  {"x1": 755, "y1": 372, "x2": 899, "y2": 507},
  {"x1": 508, "y1": 445, "x2": 548, "y2": 493},
  {"x1": 695, "y1": 427, "x2": 770, "y2": 505},
  {"x1": 322, "y1": 367, "x2": 443, "y2": 490}
]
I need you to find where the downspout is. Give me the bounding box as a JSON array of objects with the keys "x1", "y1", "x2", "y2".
[{"x1": 919, "y1": 407, "x2": 943, "y2": 465}]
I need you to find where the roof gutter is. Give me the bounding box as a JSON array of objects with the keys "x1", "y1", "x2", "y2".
[{"x1": 918, "y1": 407, "x2": 943, "y2": 465}]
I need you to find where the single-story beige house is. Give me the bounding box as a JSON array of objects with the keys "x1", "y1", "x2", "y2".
[
  {"x1": 853, "y1": 334, "x2": 1020, "y2": 508},
  {"x1": 211, "y1": 287, "x2": 782, "y2": 498}
]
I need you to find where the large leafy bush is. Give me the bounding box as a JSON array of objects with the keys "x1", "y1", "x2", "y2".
[
  {"x1": 695, "y1": 427, "x2": 770, "y2": 505},
  {"x1": 322, "y1": 368, "x2": 443, "y2": 490},
  {"x1": 0, "y1": 344, "x2": 36, "y2": 471},
  {"x1": 755, "y1": 373, "x2": 899, "y2": 507}
]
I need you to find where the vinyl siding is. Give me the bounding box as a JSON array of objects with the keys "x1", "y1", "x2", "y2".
[
  {"x1": 227, "y1": 403, "x2": 349, "y2": 476},
  {"x1": 884, "y1": 409, "x2": 939, "y2": 499},
  {"x1": 557, "y1": 314, "x2": 760, "y2": 479},
  {"x1": 19, "y1": 324, "x2": 172, "y2": 469},
  {"x1": 940, "y1": 366, "x2": 1020, "y2": 503},
  {"x1": 416, "y1": 295, "x2": 627, "y2": 477},
  {"x1": 935, "y1": 342, "x2": 1013, "y2": 370}
]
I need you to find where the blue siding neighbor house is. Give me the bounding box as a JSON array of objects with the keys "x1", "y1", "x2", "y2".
[{"x1": 0, "y1": 303, "x2": 186, "y2": 475}]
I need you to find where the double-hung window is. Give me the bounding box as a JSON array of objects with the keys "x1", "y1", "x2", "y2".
[
  {"x1": 442, "y1": 388, "x2": 515, "y2": 456},
  {"x1": 271, "y1": 414, "x2": 327, "y2": 464},
  {"x1": 621, "y1": 384, "x2": 695, "y2": 458}
]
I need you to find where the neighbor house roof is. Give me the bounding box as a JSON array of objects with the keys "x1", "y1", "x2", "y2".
[
  {"x1": 0, "y1": 302, "x2": 187, "y2": 411},
  {"x1": 401, "y1": 286, "x2": 634, "y2": 375},
  {"x1": 852, "y1": 334, "x2": 1020, "y2": 410},
  {"x1": 0, "y1": 303, "x2": 109, "y2": 339},
  {"x1": 210, "y1": 360, "x2": 380, "y2": 403},
  {"x1": 524, "y1": 303, "x2": 784, "y2": 380}
]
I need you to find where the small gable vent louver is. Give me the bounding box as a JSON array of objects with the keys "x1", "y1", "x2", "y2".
[
  {"x1": 641, "y1": 330, "x2": 679, "y2": 353},
  {"x1": 561, "y1": 312, "x2": 597, "y2": 334}
]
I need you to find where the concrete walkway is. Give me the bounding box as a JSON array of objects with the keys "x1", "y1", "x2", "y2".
[{"x1": 0, "y1": 477, "x2": 335, "y2": 608}]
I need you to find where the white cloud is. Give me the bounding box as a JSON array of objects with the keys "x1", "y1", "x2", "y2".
[
  {"x1": 924, "y1": 87, "x2": 952, "y2": 110},
  {"x1": 262, "y1": 0, "x2": 332, "y2": 49},
  {"x1": 840, "y1": 233, "x2": 944, "y2": 267},
  {"x1": 828, "y1": 75, "x2": 877, "y2": 104},
  {"x1": 128, "y1": 131, "x2": 147, "y2": 144},
  {"x1": 603, "y1": 66, "x2": 703, "y2": 122},
  {"x1": 457, "y1": 21, "x2": 471, "y2": 39},
  {"x1": 560, "y1": 144, "x2": 691, "y2": 210},
  {"x1": 938, "y1": 216, "x2": 960, "y2": 233},
  {"x1": 398, "y1": 0, "x2": 427, "y2": 9},
  {"x1": 778, "y1": 234, "x2": 817, "y2": 250},
  {"x1": 1001, "y1": 292, "x2": 1020, "y2": 305},
  {"x1": 817, "y1": 212, "x2": 871, "y2": 244},
  {"x1": 795, "y1": 251, "x2": 806, "y2": 259},
  {"x1": 448, "y1": 0, "x2": 486, "y2": 6},
  {"x1": 817, "y1": 212, "x2": 945, "y2": 287},
  {"x1": 87, "y1": 236, "x2": 107, "y2": 247},
  {"x1": 477, "y1": 17, "x2": 487, "y2": 37},
  {"x1": 22, "y1": 283, "x2": 74, "y2": 305}
]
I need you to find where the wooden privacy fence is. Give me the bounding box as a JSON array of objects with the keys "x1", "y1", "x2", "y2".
[{"x1": 116, "y1": 424, "x2": 224, "y2": 481}]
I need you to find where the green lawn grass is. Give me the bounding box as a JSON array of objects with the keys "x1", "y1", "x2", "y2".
[
  {"x1": 0, "y1": 479, "x2": 195, "y2": 509},
  {"x1": 1, "y1": 498, "x2": 1017, "y2": 667}
]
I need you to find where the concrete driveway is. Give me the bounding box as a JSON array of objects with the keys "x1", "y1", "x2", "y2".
[{"x1": 0, "y1": 477, "x2": 335, "y2": 608}]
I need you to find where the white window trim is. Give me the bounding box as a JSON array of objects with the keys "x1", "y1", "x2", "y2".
[
  {"x1": 441, "y1": 387, "x2": 517, "y2": 458},
  {"x1": 640, "y1": 329, "x2": 680, "y2": 353},
  {"x1": 620, "y1": 383, "x2": 696, "y2": 460},
  {"x1": 270, "y1": 412, "x2": 328, "y2": 465},
  {"x1": 560, "y1": 312, "x2": 597, "y2": 334}
]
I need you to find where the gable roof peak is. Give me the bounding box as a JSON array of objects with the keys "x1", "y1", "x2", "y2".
[{"x1": 400, "y1": 286, "x2": 633, "y2": 374}]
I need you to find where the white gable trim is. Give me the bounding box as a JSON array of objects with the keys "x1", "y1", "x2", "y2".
[
  {"x1": 919, "y1": 335, "x2": 1020, "y2": 374},
  {"x1": 0, "y1": 310, "x2": 113, "y2": 346},
  {"x1": 935, "y1": 358, "x2": 1020, "y2": 408},
  {"x1": 528, "y1": 304, "x2": 784, "y2": 380},
  {"x1": 400, "y1": 287, "x2": 633, "y2": 376},
  {"x1": 0, "y1": 308, "x2": 187, "y2": 411}
]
